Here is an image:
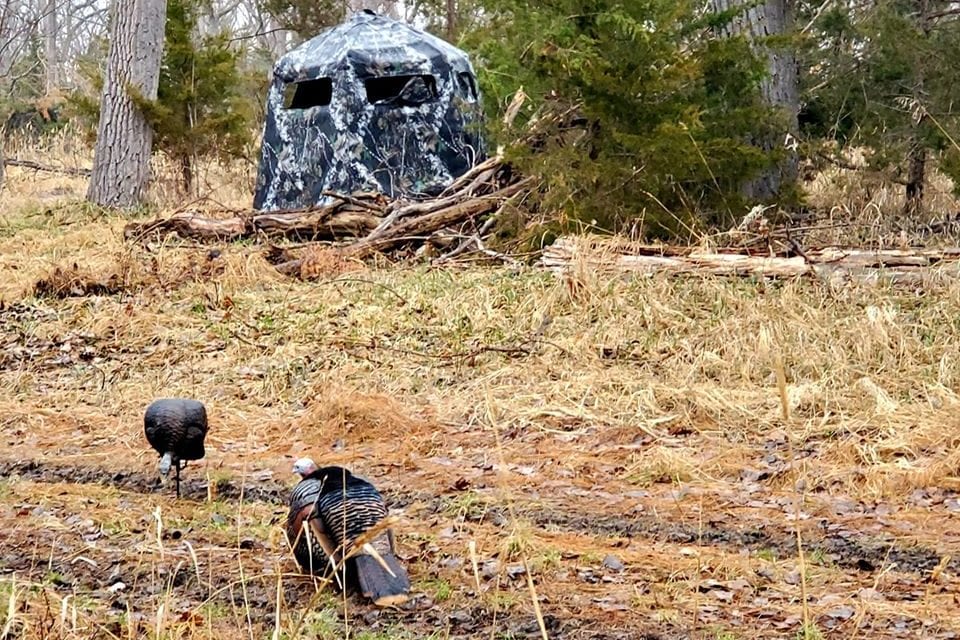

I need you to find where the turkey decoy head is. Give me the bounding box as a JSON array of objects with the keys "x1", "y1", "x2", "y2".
[{"x1": 292, "y1": 457, "x2": 319, "y2": 478}]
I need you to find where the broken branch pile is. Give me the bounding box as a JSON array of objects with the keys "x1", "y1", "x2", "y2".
[
  {"x1": 123, "y1": 155, "x2": 532, "y2": 278},
  {"x1": 540, "y1": 235, "x2": 960, "y2": 286}
]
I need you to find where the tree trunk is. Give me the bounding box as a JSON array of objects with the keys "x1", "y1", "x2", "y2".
[
  {"x1": 180, "y1": 152, "x2": 193, "y2": 196},
  {"x1": 42, "y1": 0, "x2": 59, "y2": 94},
  {"x1": 711, "y1": 0, "x2": 799, "y2": 201},
  {"x1": 904, "y1": 143, "x2": 926, "y2": 215},
  {"x1": 903, "y1": 0, "x2": 931, "y2": 217},
  {"x1": 86, "y1": 0, "x2": 168, "y2": 209},
  {"x1": 446, "y1": 0, "x2": 456, "y2": 40}
]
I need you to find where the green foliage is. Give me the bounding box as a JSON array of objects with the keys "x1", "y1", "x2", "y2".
[
  {"x1": 70, "y1": 0, "x2": 253, "y2": 193},
  {"x1": 153, "y1": 0, "x2": 253, "y2": 192},
  {"x1": 799, "y1": 0, "x2": 960, "y2": 199},
  {"x1": 466, "y1": 0, "x2": 783, "y2": 241},
  {"x1": 0, "y1": 34, "x2": 44, "y2": 106},
  {"x1": 405, "y1": 0, "x2": 485, "y2": 42},
  {"x1": 0, "y1": 33, "x2": 68, "y2": 138}
]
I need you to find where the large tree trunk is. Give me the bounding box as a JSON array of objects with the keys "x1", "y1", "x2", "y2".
[
  {"x1": 711, "y1": 0, "x2": 799, "y2": 201},
  {"x1": 904, "y1": 143, "x2": 926, "y2": 215},
  {"x1": 86, "y1": 0, "x2": 168, "y2": 209}
]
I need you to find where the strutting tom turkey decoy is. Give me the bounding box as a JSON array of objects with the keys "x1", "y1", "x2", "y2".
[
  {"x1": 288, "y1": 458, "x2": 410, "y2": 606},
  {"x1": 144, "y1": 398, "x2": 208, "y2": 498},
  {"x1": 287, "y1": 458, "x2": 336, "y2": 577}
]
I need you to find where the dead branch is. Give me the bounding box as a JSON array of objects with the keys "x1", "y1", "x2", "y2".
[
  {"x1": 4, "y1": 157, "x2": 91, "y2": 177},
  {"x1": 122, "y1": 153, "x2": 531, "y2": 278},
  {"x1": 349, "y1": 178, "x2": 534, "y2": 258}
]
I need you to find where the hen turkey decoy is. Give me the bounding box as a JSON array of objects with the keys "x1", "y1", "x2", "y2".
[
  {"x1": 292, "y1": 458, "x2": 410, "y2": 606},
  {"x1": 144, "y1": 398, "x2": 208, "y2": 498},
  {"x1": 287, "y1": 458, "x2": 336, "y2": 577}
]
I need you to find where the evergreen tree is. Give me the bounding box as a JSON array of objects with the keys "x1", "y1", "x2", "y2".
[
  {"x1": 153, "y1": 0, "x2": 253, "y2": 194},
  {"x1": 800, "y1": 0, "x2": 960, "y2": 215},
  {"x1": 72, "y1": 0, "x2": 253, "y2": 197},
  {"x1": 467, "y1": 0, "x2": 785, "y2": 240},
  {"x1": 258, "y1": 0, "x2": 345, "y2": 40}
]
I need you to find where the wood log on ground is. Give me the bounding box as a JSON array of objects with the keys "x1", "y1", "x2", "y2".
[
  {"x1": 540, "y1": 235, "x2": 960, "y2": 286},
  {"x1": 124, "y1": 211, "x2": 250, "y2": 241},
  {"x1": 123, "y1": 196, "x2": 388, "y2": 243},
  {"x1": 253, "y1": 209, "x2": 381, "y2": 238},
  {"x1": 275, "y1": 177, "x2": 534, "y2": 278},
  {"x1": 122, "y1": 154, "x2": 533, "y2": 278}
]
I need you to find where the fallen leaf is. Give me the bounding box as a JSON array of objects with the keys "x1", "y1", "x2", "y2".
[{"x1": 825, "y1": 605, "x2": 856, "y2": 620}]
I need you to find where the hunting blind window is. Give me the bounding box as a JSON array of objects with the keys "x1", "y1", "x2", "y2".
[
  {"x1": 365, "y1": 74, "x2": 438, "y2": 105},
  {"x1": 284, "y1": 78, "x2": 333, "y2": 109},
  {"x1": 457, "y1": 72, "x2": 477, "y2": 102}
]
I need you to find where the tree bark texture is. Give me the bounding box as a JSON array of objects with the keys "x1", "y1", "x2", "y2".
[
  {"x1": 446, "y1": 0, "x2": 456, "y2": 40},
  {"x1": 86, "y1": 0, "x2": 168, "y2": 209},
  {"x1": 711, "y1": 0, "x2": 799, "y2": 201},
  {"x1": 905, "y1": 143, "x2": 926, "y2": 215},
  {"x1": 43, "y1": 0, "x2": 59, "y2": 93}
]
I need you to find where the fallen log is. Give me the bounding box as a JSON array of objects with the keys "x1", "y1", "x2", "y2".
[
  {"x1": 122, "y1": 156, "x2": 517, "y2": 249},
  {"x1": 276, "y1": 177, "x2": 535, "y2": 278},
  {"x1": 253, "y1": 209, "x2": 381, "y2": 238},
  {"x1": 123, "y1": 195, "x2": 388, "y2": 243},
  {"x1": 540, "y1": 235, "x2": 960, "y2": 285},
  {"x1": 122, "y1": 154, "x2": 534, "y2": 278},
  {"x1": 124, "y1": 211, "x2": 250, "y2": 242}
]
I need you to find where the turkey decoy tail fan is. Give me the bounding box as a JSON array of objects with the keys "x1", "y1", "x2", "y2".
[
  {"x1": 354, "y1": 547, "x2": 410, "y2": 607},
  {"x1": 347, "y1": 515, "x2": 410, "y2": 606}
]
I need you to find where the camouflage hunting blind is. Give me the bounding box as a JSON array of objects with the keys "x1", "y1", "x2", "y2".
[{"x1": 253, "y1": 10, "x2": 486, "y2": 211}]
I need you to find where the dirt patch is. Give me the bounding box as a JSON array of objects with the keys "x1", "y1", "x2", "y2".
[
  {"x1": 3, "y1": 457, "x2": 956, "y2": 581},
  {"x1": 526, "y1": 509, "x2": 959, "y2": 576},
  {"x1": 0, "y1": 458, "x2": 291, "y2": 503},
  {"x1": 0, "y1": 300, "x2": 113, "y2": 370}
]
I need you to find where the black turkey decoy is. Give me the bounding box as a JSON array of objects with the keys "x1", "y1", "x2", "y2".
[{"x1": 144, "y1": 398, "x2": 208, "y2": 498}]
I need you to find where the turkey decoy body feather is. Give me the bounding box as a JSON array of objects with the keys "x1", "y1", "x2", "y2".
[
  {"x1": 144, "y1": 398, "x2": 208, "y2": 497},
  {"x1": 286, "y1": 463, "x2": 336, "y2": 577},
  {"x1": 306, "y1": 462, "x2": 410, "y2": 606}
]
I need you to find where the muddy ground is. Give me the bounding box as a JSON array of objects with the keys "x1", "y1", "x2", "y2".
[
  {"x1": 2, "y1": 449, "x2": 959, "y2": 639},
  {"x1": 2, "y1": 258, "x2": 960, "y2": 639}
]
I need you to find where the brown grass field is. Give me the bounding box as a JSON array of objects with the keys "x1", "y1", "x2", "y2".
[{"x1": 1, "y1": 134, "x2": 960, "y2": 639}]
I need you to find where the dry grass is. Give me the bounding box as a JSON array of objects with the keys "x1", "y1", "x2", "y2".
[
  {"x1": 802, "y1": 148, "x2": 960, "y2": 247},
  {"x1": 0, "y1": 138, "x2": 959, "y2": 639}
]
